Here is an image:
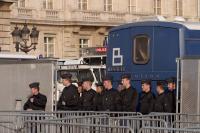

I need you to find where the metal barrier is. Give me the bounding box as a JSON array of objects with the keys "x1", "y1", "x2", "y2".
[
  {"x1": 24, "y1": 120, "x2": 134, "y2": 133},
  {"x1": 0, "y1": 111, "x2": 200, "y2": 133},
  {"x1": 0, "y1": 111, "x2": 56, "y2": 133},
  {"x1": 139, "y1": 127, "x2": 200, "y2": 133},
  {"x1": 145, "y1": 113, "x2": 200, "y2": 128}
]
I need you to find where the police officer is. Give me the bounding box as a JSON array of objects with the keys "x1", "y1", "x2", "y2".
[
  {"x1": 80, "y1": 78, "x2": 96, "y2": 111},
  {"x1": 154, "y1": 81, "x2": 170, "y2": 112},
  {"x1": 166, "y1": 77, "x2": 176, "y2": 113},
  {"x1": 93, "y1": 82, "x2": 104, "y2": 111},
  {"x1": 57, "y1": 73, "x2": 79, "y2": 110},
  {"x1": 120, "y1": 74, "x2": 138, "y2": 112},
  {"x1": 139, "y1": 80, "x2": 154, "y2": 114},
  {"x1": 102, "y1": 75, "x2": 121, "y2": 111},
  {"x1": 23, "y1": 82, "x2": 47, "y2": 111}
]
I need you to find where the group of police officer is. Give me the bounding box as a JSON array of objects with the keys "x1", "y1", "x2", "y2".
[
  {"x1": 23, "y1": 73, "x2": 176, "y2": 114},
  {"x1": 56, "y1": 73, "x2": 176, "y2": 114}
]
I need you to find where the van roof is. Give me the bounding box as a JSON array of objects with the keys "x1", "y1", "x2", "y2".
[{"x1": 109, "y1": 21, "x2": 200, "y2": 32}]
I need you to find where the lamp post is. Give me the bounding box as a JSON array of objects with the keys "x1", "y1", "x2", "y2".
[{"x1": 11, "y1": 24, "x2": 39, "y2": 53}]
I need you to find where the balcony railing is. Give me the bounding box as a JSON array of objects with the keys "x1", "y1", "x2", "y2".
[
  {"x1": 71, "y1": 10, "x2": 126, "y2": 23},
  {"x1": 17, "y1": 8, "x2": 33, "y2": 17},
  {"x1": 45, "y1": 10, "x2": 59, "y2": 19}
]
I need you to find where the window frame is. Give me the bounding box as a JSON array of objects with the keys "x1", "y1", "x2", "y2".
[
  {"x1": 104, "y1": 0, "x2": 112, "y2": 12},
  {"x1": 128, "y1": 0, "x2": 136, "y2": 13},
  {"x1": 176, "y1": 0, "x2": 183, "y2": 16},
  {"x1": 43, "y1": 0, "x2": 53, "y2": 9},
  {"x1": 78, "y1": 0, "x2": 88, "y2": 10},
  {"x1": 44, "y1": 36, "x2": 56, "y2": 58},
  {"x1": 154, "y1": 0, "x2": 161, "y2": 15},
  {"x1": 18, "y1": 0, "x2": 25, "y2": 8},
  {"x1": 133, "y1": 35, "x2": 150, "y2": 64}
]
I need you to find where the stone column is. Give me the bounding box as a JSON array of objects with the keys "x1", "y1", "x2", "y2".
[{"x1": 0, "y1": 1, "x2": 14, "y2": 52}]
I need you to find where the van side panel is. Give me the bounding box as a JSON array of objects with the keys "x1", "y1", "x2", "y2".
[{"x1": 153, "y1": 27, "x2": 179, "y2": 72}]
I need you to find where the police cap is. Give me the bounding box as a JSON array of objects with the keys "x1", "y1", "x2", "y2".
[
  {"x1": 121, "y1": 74, "x2": 131, "y2": 80},
  {"x1": 29, "y1": 82, "x2": 40, "y2": 89},
  {"x1": 61, "y1": 73, "x2": 72, "y2": 80}
]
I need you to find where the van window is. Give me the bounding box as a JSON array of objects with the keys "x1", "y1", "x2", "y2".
[{"x1": 133, "y1": 35, "x2": 150, "y2": 64}]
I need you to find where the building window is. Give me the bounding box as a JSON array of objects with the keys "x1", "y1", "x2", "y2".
[
  {"x1": 44, "y1": 36, "x2": 55, "y2": 57},
  {"x1": 128, "y1": 0, "x2": 136, "y2": 13},
  {"x1": 104, "y1": 0, "x2": 112, "y2": 12},
  {"x1": 43, "y1": 0, "x2": 53, "y2": 9},
  {"x1": 133, "y1": 35, "x2": 150, "y2": 64},
  {"x1": 176, "y1": 0, "x2": 183, "y2": 16},
  {"x1": 18, "y1": 0, "x2": 25, "y2": 7},
  {"x1": 78, "y1": 0, "x2": 88, "y2": 10},
  {"x1": 79, "y1": 38, "x2": 89, "y2": 48},
  {"x1": 154, "y1": 0, "x2": 161, "y2": 15}
]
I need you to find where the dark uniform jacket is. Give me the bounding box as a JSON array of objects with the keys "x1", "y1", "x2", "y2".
[
  {"x1": 23, "y1": 93, "x2": 47, "y2": 111},
  {"x1": 120, "y1": 87, "x2": 138, "y2": 112},
  {"x1": 154, "y1": 92, "x2": 170, "y2": 112},
  {"x1": 102, "y1": 88, "x2": 121, "y2": 111},
  {"x1": 80, "y1": 89, "x2": 96, "y2": 111},
  {"x1": 139, "y1": 91, "x2": 154, "y2": 114},
  {"x1": 166, "y1": 90, "x2": 176, "y2": 113},
  {"x1": 57, "y1": 84, "x2": 79, "y2": 110},
  {"x1": 93, "y1": 93, "x2": 103, "y2": 111}
]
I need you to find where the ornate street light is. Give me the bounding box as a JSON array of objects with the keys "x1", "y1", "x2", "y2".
[{"x1": 11, "y1": 24, "x2": 39, "y2": 53}]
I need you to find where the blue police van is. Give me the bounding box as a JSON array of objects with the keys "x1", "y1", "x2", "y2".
[{"x1": 106, "y1": 21, "x2": 200, "y2": 92}]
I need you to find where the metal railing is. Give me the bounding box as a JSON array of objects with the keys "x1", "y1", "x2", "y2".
[{"x1": 0, "y1": 111, "x2": 199, "y2": 133}]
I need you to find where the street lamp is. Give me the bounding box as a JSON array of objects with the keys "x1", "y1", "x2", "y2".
[{"x1": 11, "y1": 24, "x2": 39, "y2": 53}]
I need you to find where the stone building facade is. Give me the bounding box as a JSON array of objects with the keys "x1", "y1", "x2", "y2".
[
  {"x1": 2, "y1": 0, "x2": 200, "y2": 59},
  {"x1": 0, "y1": 0, "x2": 15, "y2": 52}
]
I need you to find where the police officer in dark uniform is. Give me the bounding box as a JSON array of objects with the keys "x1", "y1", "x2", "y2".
[
  {"x1": 80, "y1": 78, "x2": 96, "y2": 111},
  {"x1": 57, "y1": 73, "x2": 79, "y2": 110},
  {"x1": 93, "y1": 82, "x2": 104, "y2": 111},
  {"x1": 154, "y1": 81, "x2": 170, "y2": 112},
  {"x1": 120, "y1": 74, "x2": 138, "y2": 112},
  {"x1": 139, "y1": 80, "x2": 154, "y2": 114},
  {"x1": 102, "y1": 75, "x2": 121, "y2": 111},
  {"x1": 166, "y1": 77, "x2": 177, "y2": 113},
  {"x1": 24, "y1": 82, "x2": 47, "y2": 111}
]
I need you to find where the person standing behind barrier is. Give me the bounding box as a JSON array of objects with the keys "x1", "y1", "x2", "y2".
[
  {"x1": 102, "y1": 75, "x2": 121, "y2": 111},
  {"x1": 80, "y1": 78, "x2": 96, "y2": 111},
  {"x1": 166, "y1": 77, "x2": 177, "y2": 113},
  {"x1": 93, "y1": 82, "x2": 104, "y2": 111},
  {"x1": 139, "y1": 80, "x2": 154, "y2": 114},
  {"x1": 154, "y1": 81, "x2": 170, "y2": 112},
  {"x1": 120, "y1": 74, "x2": 138, "y2": 112},
  {"x1": 23, "y1": 82, "x2": 47, "y2": 111},
  {"x1": 57, "y1": 74, "x2": 79, "y2": 110}
]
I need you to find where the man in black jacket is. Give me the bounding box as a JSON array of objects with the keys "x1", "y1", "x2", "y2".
[
  {"x1": 154, "y1": 81, "x2": 170, "y2": 112},
  {"x1": 139, "y1": 80, "x2": 154, "y2": 114},
  {"x1": 102, "y1": 75, "x2": 121, "y2": 111},
  {"x1": 120, "y1": 74, "x2": 138, "y2": 112},
  {"x1": 166, "y1": 77, "x2": 177, "y2": 113},
  {"x1": 24, "y1": 82, "x2": 47, "y2": 111},
  {"x1": 93, "y1": 82, "x2": 104, "y2": 111},
  {"x1": 57, "y1": 73, "x2": 79, "y2": 110},
  {"x1": 80, "y1": 79, "x2": 96, "y2": 111}
]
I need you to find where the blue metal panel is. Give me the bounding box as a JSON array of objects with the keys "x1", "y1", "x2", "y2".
[{"x1": 153, "y1": 27, "x2": 179, "y2": 71}]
